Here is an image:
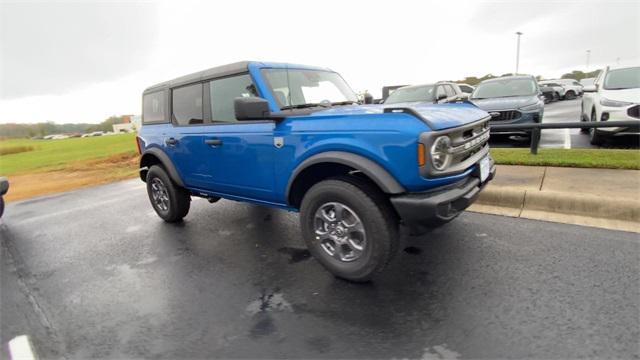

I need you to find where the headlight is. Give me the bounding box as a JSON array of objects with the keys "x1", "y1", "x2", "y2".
[
  {"x1": 430, "y1": 136, "x2": 451, "y2": 171},
  {"x1": 600, "y1": 98, "x2": 633, "y2": 107},
  {"x1": 520, "y1": 102, "x2": 541, "y2": 111}
]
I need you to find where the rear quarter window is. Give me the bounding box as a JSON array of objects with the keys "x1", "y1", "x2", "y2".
[{"x1": 142, "y1": 91, "x2": 166, "y2": 124}]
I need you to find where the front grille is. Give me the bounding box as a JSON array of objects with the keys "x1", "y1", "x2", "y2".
[
  {"x1": 419, "y1": 117, "x2": 491, "y2": 177},
  {"x1": 628, "y1": 105, "x2": 640, "y2": 119},
  {"x1": 490, "y1": 110, "x2": 521, "y2": 121}
]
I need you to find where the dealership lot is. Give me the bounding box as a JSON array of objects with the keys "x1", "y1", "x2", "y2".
[
  {"x1": 2, "y1": 180, "x2": 638, "y2": 359},
  {"x1": 490, "y1": 98, "x2": 639, "y2": 149}
]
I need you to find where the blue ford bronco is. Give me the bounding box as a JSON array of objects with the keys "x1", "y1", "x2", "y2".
[{"x1": 138, "y1": 61, "x2": 495, "y2": 281}]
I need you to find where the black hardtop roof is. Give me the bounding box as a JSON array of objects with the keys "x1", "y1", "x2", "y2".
[{"x1": 143, "y1": 61, "x2": 250, "y2": 94}]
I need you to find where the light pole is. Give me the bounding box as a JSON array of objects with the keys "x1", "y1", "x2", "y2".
[
  {"x1": 586, "y1": 50, "x2": 591, "y2": 70},
  {"x1": 515, "y1": 32, "x2": 523, "y2": 75}
]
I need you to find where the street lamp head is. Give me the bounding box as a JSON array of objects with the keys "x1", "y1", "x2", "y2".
[{"x1": 516, "y1": 31, "x2": 523, "y2": 35}]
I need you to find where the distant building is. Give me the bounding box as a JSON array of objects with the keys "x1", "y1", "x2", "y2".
[{"x1": 113, "y1": 123, "x2": 135, "y2": 133}]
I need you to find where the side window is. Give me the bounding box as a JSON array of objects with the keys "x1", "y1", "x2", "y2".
[
  {"x1": 445, "y1": 85, "x2": 456, "y2": 97},
  {"x1": 172, "y1": 84, "x2": 203, "y2": 125},
  {"x1": 142, "y1": 91, "x2": 166, "y2": 124},
  {"x1": 436, "y1": 86, "x2": 447, "y2": 99},
  {"x1": 209, "y1": 74, "x2": 256, "y2": 122}
]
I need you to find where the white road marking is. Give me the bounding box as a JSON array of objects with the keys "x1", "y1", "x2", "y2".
[
  {"x1": 8, "y1": 335, "x2": 37, "y2": 360},
  {"x1": 564, "y1": 129, "x2": 571, "y2": 149},
  {"x1": 16, "y1": 196, "x2": 131, "y2": 225}
]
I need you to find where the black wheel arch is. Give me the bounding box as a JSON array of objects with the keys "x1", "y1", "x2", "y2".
[
  {"x1": 286, "y1": 151, "x2": 405, "y2": 208},
  {"x1": 139, "y1": 147, "x2": 185, "y2": 187}
]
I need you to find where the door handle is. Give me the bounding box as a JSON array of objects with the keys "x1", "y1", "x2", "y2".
[
  {"x1": 205, "y1": 139, "x2": 222, "y2": 146},
  {"x1": 165, "y1": 137, "x2": 178, "y2": 146}
]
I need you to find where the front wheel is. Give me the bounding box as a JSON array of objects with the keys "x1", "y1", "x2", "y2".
[
  {"x1": 589, "y1": 109, "x2": 605, "y2": 146},
  {"x1": 146, "y1": 165, "x2": 191, "y2": 222},
  {"x1": 0, "y1": 196, "x2": 4, "y2": 218},
  {"x1": 300, "y1": 177, "x2": 399, "y2": 282}
]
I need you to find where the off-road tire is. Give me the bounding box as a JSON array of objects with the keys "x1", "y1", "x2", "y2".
[
  {"x1": 146, "y1": 165, "x2": 191, "y2": 222},
  {"x1": 300, "y1": 176, "x2": 399, "y2": 282}
]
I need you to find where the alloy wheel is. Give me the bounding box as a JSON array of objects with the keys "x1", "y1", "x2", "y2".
[{"x1": 313, "y1": 202, "x2": 367, "y2": 262}]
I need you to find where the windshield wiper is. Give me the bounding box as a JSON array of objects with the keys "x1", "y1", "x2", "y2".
[
  {"x1": 280, "y1": 103, "x2": 330, "y2": 110},
  {"x1": 330, "y1": 101, "x2": 358, "y2": 106}
]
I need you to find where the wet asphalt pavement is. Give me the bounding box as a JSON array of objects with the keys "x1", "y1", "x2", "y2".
[{"x1": 1, "y1": 179, "x2": 639, "y2": 359}]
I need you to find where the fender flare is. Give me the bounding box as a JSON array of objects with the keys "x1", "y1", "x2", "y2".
[
  {"x1": 140, "y1": 147, "x2": 185, "y2": 187},
  {"x1": 285, "y1": 151, "x2": 405, "y2": 201}
]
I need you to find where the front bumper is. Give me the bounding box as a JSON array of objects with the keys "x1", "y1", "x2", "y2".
[
  {"x1": 390, "y1": 162, "x2": 496, "y2": 227},
  {"x1": 597, "y1": 106, "x2": 640, "y2": 135}
]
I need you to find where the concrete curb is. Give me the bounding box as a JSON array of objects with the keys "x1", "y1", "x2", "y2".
[{"x1": 471, "y1": 186, "x2": 640, "y2": 232}]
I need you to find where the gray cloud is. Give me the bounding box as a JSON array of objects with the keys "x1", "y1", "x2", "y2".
[{"x1": 0, "y1": 1, "x2": 158, "y2": 99}]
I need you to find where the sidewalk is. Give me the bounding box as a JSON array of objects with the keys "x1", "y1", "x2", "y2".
[{"x1": 469, "y1": 165, "x2": 640, "y2": 233}]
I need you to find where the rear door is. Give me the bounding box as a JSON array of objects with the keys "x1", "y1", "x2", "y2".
[{"x1": 165, "y1": 82, "x2": 215, "y2": 189}]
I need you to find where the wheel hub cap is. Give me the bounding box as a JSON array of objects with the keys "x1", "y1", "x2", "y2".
[
  {"x1": 313, "y1": 202, "x2": 366, "y2": 262},
  {"x1": 150, "y1": 178, "x2": 170, "y2": 212}
]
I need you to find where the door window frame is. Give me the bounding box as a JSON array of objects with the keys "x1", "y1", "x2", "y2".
[{"x1": 169, "y1": 72, "x2": 274, "y2": 127}]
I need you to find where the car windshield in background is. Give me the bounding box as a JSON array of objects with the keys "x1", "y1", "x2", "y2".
[
  {"x1": 262, "y1": 69, "x2": 358, "y2": 109},
  {"x1": 603, "y1": 67, "x2": 640, "y2": 90},
  {"x1": 471, "y1": 78, "x2": 537, "y2": 99},
  {"x1": 384, "y1": 85, "x2": 436, "y2": 104}
]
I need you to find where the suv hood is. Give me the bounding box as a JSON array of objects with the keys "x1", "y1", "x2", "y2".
[
  {"x1": 601, "y1": 88, "x2": 640, "y2": 103},
  {"x1": 305, "y1": 102, "x2": 489, "y2": 131},
  {"x1": 469, "y1": 95, "x2": 538, "y2": 111}
]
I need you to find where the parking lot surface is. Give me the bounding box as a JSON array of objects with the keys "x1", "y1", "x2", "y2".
[
  {"x1": 490, "y1": 98, "x2": 639, "y2": 149},
  {"x1": 1, "y1": 180, "x2": 639, "y2": 359}
]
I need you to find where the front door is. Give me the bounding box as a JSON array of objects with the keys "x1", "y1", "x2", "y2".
[{"x1": 201, "y1": 74, "x2": 276, "y2": 202}]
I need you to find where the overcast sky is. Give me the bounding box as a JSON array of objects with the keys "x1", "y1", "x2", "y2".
[{"x1": 1, "y1": 0, "x2": 638, "y2": 124}]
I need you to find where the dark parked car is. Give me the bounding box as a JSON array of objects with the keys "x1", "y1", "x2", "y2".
[
  {"x1": 470, "y1": 75, "x2": 544, "y2": 138},
  {"x1": 538, "y1": 84, "x2": 557, "y2": 103}
]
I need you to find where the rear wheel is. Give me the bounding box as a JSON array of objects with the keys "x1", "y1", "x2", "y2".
[
  {"x1": 146, "y1": 165, "x2": 191, "y2": 222},
  {"x1": 565, "y1": 90, "x2": 576, "y2": 100},
  {"x1": 300, "y1": 176, "x2": 399, "y2": 282}
]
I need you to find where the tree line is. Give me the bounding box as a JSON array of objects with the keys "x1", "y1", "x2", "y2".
[
  {"x1": 0, "y1": 115, "x2": 131, "y2": 138},
  {"x1": 455, "y1": 69, "x2": 601, "y2": 86}
]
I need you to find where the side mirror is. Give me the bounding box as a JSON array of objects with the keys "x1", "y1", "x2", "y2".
[
  {"x1": 583, "y1": 85, "x2": 597, "y2": 93},
  {"x1": 234, "y1": 97, "x2": 271, "y2": 120},
  {"x1": 437, "y1": 94, "x2": 447, "y2": 102},
  {"x1": 458, "y1": 93, "x2": 469, "y2": 100},
  {"x1": 363, "y1": 92, "x2": 374, "y2": 104}
]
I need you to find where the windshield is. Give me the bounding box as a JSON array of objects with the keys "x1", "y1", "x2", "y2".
[
  {"x1": 262, "y1": 69, "x2": 357, "y2": 108},
  {"x1": 471, "y1": 78, "x2": 537, "y2": 99},
  {"x1": 603, "y1": 67, "x2": 640, "y2": 90},
  {"x1": 384, "y1": 85, "x2": 436, "y2": 104}
]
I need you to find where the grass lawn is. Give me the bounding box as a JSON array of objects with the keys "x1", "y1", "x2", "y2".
[
  {"x1": 0, "y1": 133, "x2": 137, "y2": 175},
  {"x1": 491, "y1": 148, "x2": 640, "y2": 170}
]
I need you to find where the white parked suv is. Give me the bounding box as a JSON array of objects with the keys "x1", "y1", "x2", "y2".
[
  {"x1": 555, "y1": 79, "x2": 583, "y2": 98},
  {"x1": 580, "y1": 66, "x2": 640, "y2": 145}
]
